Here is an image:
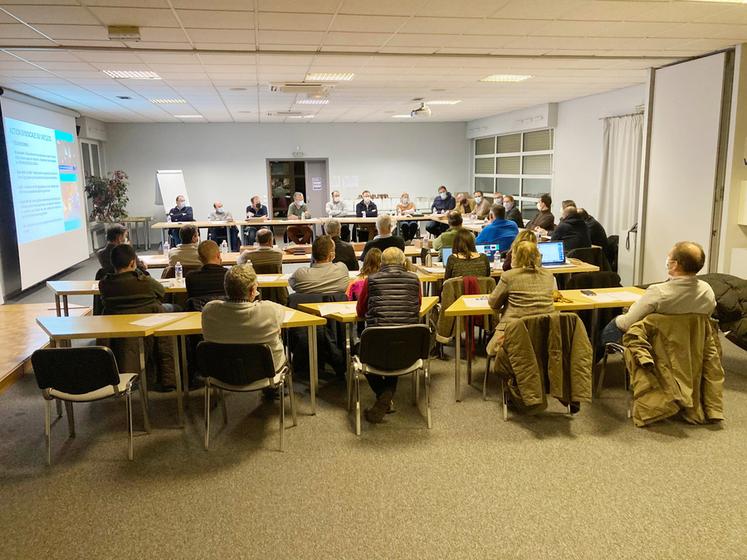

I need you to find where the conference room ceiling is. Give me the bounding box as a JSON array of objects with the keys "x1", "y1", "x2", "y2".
[{"x1": 0, "y1": 0, "x2": 744, "y2": 123}]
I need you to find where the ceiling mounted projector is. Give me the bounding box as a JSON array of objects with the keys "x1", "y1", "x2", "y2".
[{"x1": 410, "y1": 102, "x2": 432, "y2": 118}]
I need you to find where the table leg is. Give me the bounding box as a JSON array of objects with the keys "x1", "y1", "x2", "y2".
[
  {"x1": 54, "y1": 295, "x2": 61, "y2": 317},
  {"x1": 345, "y1": 322, "x2": 354, "y2": 410},
  {"x1": 63, "y1": 295, "x2": 69, "y2": 317},
  {"x1": 455, "y1": 316, "x2": 462, "y2": 402},
  {"x1": 181, "y1": 335, "x2": 190, "y2": 406},
  {"x1": 307, "y1": 325, "x2": 318, "y2": 415},
  {"x1": 172, "y1": 336, "x2": 184, "y2": 427},
  {"x1": 138, "y1": 338, "x2": 149, "y2": 410},
  {"x1": 590, "y1": 308, "x2": 600, "y2": 399}
]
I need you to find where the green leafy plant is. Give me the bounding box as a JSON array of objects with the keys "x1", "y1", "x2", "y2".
[{"x1": 85, "y1": 170, "x2": 129, "y2": 221}]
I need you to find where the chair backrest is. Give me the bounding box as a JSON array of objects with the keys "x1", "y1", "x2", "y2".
[
  {"x1": 196, "y1": 341, "x2": 276, "y2": 385},
  {"x1": 565, "y1": 271, "x2": 621, "y2": 290},
  {"x1": 568, "y1": 246, "x2": 610, "y2": 271},
  {"x1": 32, "y1": 346, "x2": 120, "y2": 395},
  {"x1": 185, "y1": 294, "x2": 224, "y2": 312},
  {"x1": 161, "y1": 264, "x2": 201, "y2": 279},
  {"x1": 359, "y1": 324, "x2": 431, "y2": 371},
  {"x1": 250, "y1": 261, "x2": 282, "y2": 274},
  {"x1": 287, "y1": 291, "x2": 347, "y2": 308}
]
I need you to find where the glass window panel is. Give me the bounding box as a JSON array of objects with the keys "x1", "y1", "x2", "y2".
[
  {"x1": 475, "y1": 136, "x2": 495, "y2": 155},
  {"x1": 522, "y1": 154, "x2": 552, "y2": 175},
  {"x1": 496, "y1": 156, "x2": 520, "y2": 174},
  {"x1": 474, "y1": 177, "x2": 494, "y2": 192},
  {"x1": 522, "y1": 178, "x2": 552, "y2": 199},
  {"x1": 496, "y1": 178, "x2": 520, "y2": 197},
  {"x1": 521, "y1": 205, "x2": 539, "y2": 222},
  {"x1": 523, "y1": 129, "x2": 553, "y2": 151},
  {"x1": 474, "y1": 157, "x2": 494, "y2": 174},
  {"x1": 81, "y1": 143, "x2": 92, "y2": 178},
  {"x1": 91, "y1": 144, "x2": 101, "y2": 177},
  {"x1": 497, "y1": 133, "x2": 521, "y2": 153}
]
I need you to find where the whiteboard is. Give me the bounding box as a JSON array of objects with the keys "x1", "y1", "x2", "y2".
[{"x1": 156, "y1": 170, "x2": 191, "y2": 214}]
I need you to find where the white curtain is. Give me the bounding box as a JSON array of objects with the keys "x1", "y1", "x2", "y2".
[{"x1": 598, "y1": 113, "x2": 644, "y2": 236}]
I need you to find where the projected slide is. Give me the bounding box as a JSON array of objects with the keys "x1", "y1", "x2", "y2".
[{"x1": 3, "y1": 117, "x2": 83, "y2": 244}]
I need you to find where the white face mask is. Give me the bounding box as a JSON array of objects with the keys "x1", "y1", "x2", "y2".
[
  {"x1": 295, "y1": 200, "x2": 303, "y2": 207},
  {"x1": 536, "y1": 202, "x2": 543, "y2": 211},
  {"x1": 439, "y1": 192, "x2": 447, "y2": 200},
  {"x1": 504, "y1": 202, "x2": 512, "y2": 210},
  {"x1": 215, "y1": 207, "x2": 224, "y2": 213},
  {"x1": 332, "y1": 196, "x2": 340, "y2": 203},
  {"x1": 474, "y1": 196, "x2": 482, "y2": 204},
  {"x1": 363, "y1": 197, "x2": 371, "y2": 204},
  {"x1": 177, "y1": 201, "x2": 185, "y2": 209},
  {"x1": 401, "y1": 197, "x2": 409, "y2": 204}
]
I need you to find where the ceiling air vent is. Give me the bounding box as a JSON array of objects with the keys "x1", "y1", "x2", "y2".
[{"x1": 270, "y1": 82, "x2": 327, "y2": 94}]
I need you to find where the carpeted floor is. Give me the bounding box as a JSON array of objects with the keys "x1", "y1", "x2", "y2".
[{"x1": 2, "y1": 257, "x2": 746, "y2": 559}]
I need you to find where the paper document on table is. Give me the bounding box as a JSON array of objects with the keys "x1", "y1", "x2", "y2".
[
  {"x1": 584, "y1": 292, "x2": 641, "y2": 304},
  {"x1": 424, "y1": 267, "x2": 445, "y2": 274},
  {"x1": 463, "y1": 297, "x2": 490, "y2": 309},
  {"x1": 259, "y1": 275, "x2": 279, "y2": 283},
  {"x1": 318, "y1": 302, "x2": 358, "y2": 317},
  {"x1": 284, "y1": 310, "x2": 295, "y2": 322},
  {"x1": 279, "y1": 274, "x2": 290, "y2": 281},
  {"x1": 130, "y1": 316, "x2": 178, "y2": 327}
]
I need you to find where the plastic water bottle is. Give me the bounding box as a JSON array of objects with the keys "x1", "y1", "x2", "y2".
[
  {"x1": 220, "y1": 240, "x2": 228, "y2": 254},
  {"x1": 362, "y1": 209, "x2": 366, "y2": 218},
  {"x1": 162, "y1": 240, "x2": 170, "y2": 255},
  {"x1": 175, "y1": 261, "x2": 183, "y2": 283},
  {"x1": 166, "y1": 214, "x2": 171, "y2": 222}
]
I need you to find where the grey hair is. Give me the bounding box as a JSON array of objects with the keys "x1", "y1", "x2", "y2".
[
  {"x1": 376, "y1": 214, "x2": 394, "y2": 234},
  {"x1": 326, "y1": 219, "x2": 341, "y2": 236},
  {"x1": 224, "y1": 264, "x2": 257, "y2": 301}
]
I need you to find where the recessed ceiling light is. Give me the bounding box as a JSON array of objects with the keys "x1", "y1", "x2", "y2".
[
  {"x1": 174, "y1": 115, "x2": 204, "y2": 119},
  {"x1": 305, "y1": 72, "x2": 354, "y2": 82},
  {"x1": 426, "y1": 100, "x2": 461, "y2": 105},
  {"x1": 229, "y1": 87, "x2": 247, "y2": 91},
  {"x1": 149, "y1": 98, "x2": 187, "y2": 104},
  {"x1": 103, "y1": 70, "x2": 161, "y2": 80},
  {"x1": 297, "y1": 98, "x2": 329, "y2": 105},
  {"x1": 237, "y1": 110, "x2": 252, "y2": 114},
  {"x1": 392, "y1": 114, "x2": 412, "y2": 119},
  {"x1": 116, "y1": 96, "x2": 131, "y2": 100},
  {"x1": 287, "y1": 114, "x2": 315, "y2": 119},
  {"x1": 480, "y1": 74, "x2": 532, "y2": 83}
]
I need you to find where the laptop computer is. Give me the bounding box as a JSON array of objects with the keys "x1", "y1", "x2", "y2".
[
  {"x1": 476, "y1": 244, "x2": 500, "y2": 263},
  {"x1": 538, "y1": 241, "x2": 568, "y2": 268},
  {"x1": 440, "y1": 247, "x2": 452, "y2": 262}
]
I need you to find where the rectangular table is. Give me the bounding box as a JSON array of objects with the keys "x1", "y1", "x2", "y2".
[
  {"x1": 444, "y1": 286, "x2": 646, "y2": 401},
  {"x1": 418, "y1": 258, "x2": 600, "y2": 279}
]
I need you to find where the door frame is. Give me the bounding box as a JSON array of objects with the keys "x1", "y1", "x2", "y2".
[{"x1": 265, "y1": 157, "x2": 330, "y2": 217}]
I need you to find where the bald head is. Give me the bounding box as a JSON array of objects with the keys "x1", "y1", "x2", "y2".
[
  {"x1": 198, "y1": 240, "x2": 222, "y2": 265},
  {"x1": 562, "y1": 205, "x2": 578, "y2": 220},
  {"x1": 669, "y1": 241, "x2": 706, "y2": 276}
]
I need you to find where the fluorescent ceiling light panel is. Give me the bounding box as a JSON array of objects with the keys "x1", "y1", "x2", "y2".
[
  {"x1": 287, "y1": 114, "x2": 315, "y2": 119},
  {"x1": 297, "y1": 98, "x2": 329, "y2": 105},
  {"x1": 305, "y1": 72, "x2": 354, "y2": 81},
  {"x1": 426, "y1": 100, "x2": 461, "y2": 105},
  {"x1": 392, "y1": 114, "x2": 412, "y2": 118},
  {"x1": 174, "y1": 115, "x2": 204, "y2": 118},
  {"x1": 149, "y1": 98, "x2": 187, "y2": 104},
  {"x1": 480, "y1": 74, "x2": 532, "y2": 82},
  {"x1": 103, "y1": 70, "x2": 161, "y2": 80}
]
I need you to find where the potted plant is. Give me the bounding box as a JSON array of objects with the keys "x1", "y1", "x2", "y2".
[{"x1": 85, "y1": 170, "x2": 129, "y2": 222}]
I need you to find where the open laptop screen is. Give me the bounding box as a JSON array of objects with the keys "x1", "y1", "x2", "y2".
[
  {"x1": 476, "y1": 244, "x2": 500, "y2": 263},
  {"x1": 538, "y1": 241, "x2": 565, "y2": 265},
  {"x1": 440, "y1": 247, "x2": 452, "y2": 262}
]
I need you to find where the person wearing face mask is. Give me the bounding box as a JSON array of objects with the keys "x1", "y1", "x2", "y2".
[
  {"x1": 286, "y1": 192, "x2": 313, "y2": 244},
  {"x1": 245, "y1": 195, "x2": 268, "y2": 245},
  {"x1": 325, "y1": 190, "x2": 350, "y2": 241},
  {"x1": 600, "y1": 241, "x2": 715, "y2": 347},
  {"x1": 167, "y1": 194, "x2": 194, "y2": 247},
  {"x1": 471, "y1": 190, "x2": 492, "y2": 220},
  {"x1": 455, "y1": 192, "x2": 475, "y2": 215},
  {"x1": 396, "y1": 192, "x2": 418, "y2": 241},
  {"x1": 503, "y1": 194, "x2": 524, "y2": 229},
  {"x1": 207, "y1": 200, "x2": 238, "y2": 249},
  {"x1": 355, "y1": 190, "x2": 378, "y2": 242},
  {"x1": 524, "y1": 193, "x2": 555, "y2": 235},
  {"x1": 550, "y1": 205, "x2": 591, "y2": 252},
  {"x1": 426, "y1": 185, "x2": 456, "y2": 237}
]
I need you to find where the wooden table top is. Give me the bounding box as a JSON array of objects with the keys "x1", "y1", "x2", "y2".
[
  {"x1": 151, "y1": 307, "x2": 326, "y2": 336},
  {"x1": 151, "y1": 215, "x2": 443, "y2": 230},
  {"x1": 419, "y1": 258, "x2": 600, "y2": 279},
  {"x1": 444, "y1": 286, "x2": 646, "y2": 317},
  {"x1": 36, "y1": 312, "x2": 193, "y2": 340},
  {"x1": 297, "y1": 295, "x2": 439, "y2": 323}
]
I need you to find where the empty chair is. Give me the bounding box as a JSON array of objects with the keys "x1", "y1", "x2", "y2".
[
  {"x1": 196, "y1": 341, "x2": 297, "y2": 451},
  {"x1": 567, "y1": 246, "x2": 611, "y2": 271},
  {"x1": 351, "y1": 324, "x2": 432, "y2": 435},
  {"x1": 31, "y1": 346, "x2": 149, "y2": 464}
]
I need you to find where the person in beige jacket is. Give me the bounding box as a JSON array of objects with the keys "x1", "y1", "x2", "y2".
[
  {"x1": 471, "y1": 190, "x2": 492, "y2": 220},
  {"x1": 168, "y1": 224, "x2": 202, "y2": 267}
]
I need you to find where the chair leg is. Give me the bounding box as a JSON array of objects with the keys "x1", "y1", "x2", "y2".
[
  {"x1": 425, "y1": 365, "x2": 432, "y2": 429},
  {"x1": 138, "y1": 378, "x2": 151, "y2": 433},
  {"x1": 483, "y1": 356, "x2": 492, "y2": 400},
  {"x1": 64, "y1": 401, "x2": 75, "y2": 437},
  {"x1": 597, "y1": 349, "x2": 610, "y2": 397},
  {"x1": 220, "y1": 389, "x2": 228, "y2": 426},
  {"x1": 500, "y1": 377, "x2": 508, "y2": 422},
  {"x1": 44, "y1": 399, "x2": 52, "y2": 466},
  {"x1": 411, "y1": 371, "x2": 418, "y2": 405},
  {"x1": 626, "y1": 370, "x2": 632, "y2": 420},
  {"x1": 287, "y1": 371, "x2": 298, "y2": 427},
  {"x1": 204, "y1": 381, "x2": 211, "y2": 451},
  {"x1": 56, "y1": 398, "x2": 63, "y2": 419},
  {"x1": 126, "y1": 390, "x2": 134, "y2": 461},
  {"x1": 279, "y1": 380, "x2": 285, "y2": 452},
  {"x1": 354, "y1": 372, "x2": 361, "y2": 436}
]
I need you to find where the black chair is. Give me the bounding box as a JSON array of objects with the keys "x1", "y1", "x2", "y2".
[
  {"x1": 31, "y1": 346, "x2": 149, "y2": 464},
  {"x1": 93, "y1": 267, "x2": 106, "y2": 316},
  {"x1": 606, "y1": 235, "x2": 619, "y2": 272},
  {"x1": 196, "y1": 341, "x2": 296, "y2": 451},
  {"x1": 568, "y1": 246, "x2": 611, "y2": 272},
  {"x1": 351, "y1": 324, "x2": 432, "y2": 435}
]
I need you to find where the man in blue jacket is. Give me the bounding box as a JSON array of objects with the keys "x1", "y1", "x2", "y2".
[
  {"x1": 426, "y1": 185, "x2": 456, "y2": 237},
  {"x1": 475, "y1": 204, "x2": 519, "y2": 251}
]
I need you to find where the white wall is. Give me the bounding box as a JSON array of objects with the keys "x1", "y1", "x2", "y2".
[
  {"x1": 104, "y1": 122, "x2": 468, "y2": 228},
  {"x1": 553, "y1": 85, "x2": 646, "y2": 216}
]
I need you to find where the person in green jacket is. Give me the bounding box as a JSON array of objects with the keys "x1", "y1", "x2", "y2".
[{"x1": 433, "y1": 211, "x2": 473, "y2": 258}]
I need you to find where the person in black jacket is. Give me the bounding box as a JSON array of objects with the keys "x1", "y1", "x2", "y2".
[
  {"x1": 167, "y1": 194, "x2": 194, "y2": 246},
  {"x1": 327, "y1": 219, "x2": 359, "y2": 271},
  {"x1": 502, "y1": 195, "x2": 524, "y2": 229},
  {"x1": 185, "y1": 240, "x2": 227, "y2": 302},
  {"x1": 426, "y1": 185, "x2": 456, "y2": 236},
  {"x1": 355, "y1": 247, "x2": 422, "y2": 423},
  {"x1": 355, "y1": 190, "x2": 378, "y2": 241},
  {"x1": 360, "y1": 215, "x2": 405, "y2": 262},
  {"x1": 550, "y1": 205, "x2": 591, "y2": 252},
  {"x1": 245, "y1": 195, "x2": 268, "y2": 245},
  {"x1": 97, "y1": 224, "x2": 147, "y2": 275},
  {"x1": 577, "y1": 208, "x2": 609, "y2": 250}
]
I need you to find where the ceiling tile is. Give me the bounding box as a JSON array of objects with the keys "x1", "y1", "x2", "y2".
[
  {"x1": 86, "y1": 6, "x2": 179, "y2": 27},
  {"x1": 258, "y1": 12, "x2": 333, "y2": 31},
  {"x1": 0, "y1": 5, "x2": 100, "y2": 25},
  {"x1": 177, "y1": 9, "x2": 254, "y2": 29}
]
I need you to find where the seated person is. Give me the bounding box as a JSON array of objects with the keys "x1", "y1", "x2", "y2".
[
  {"x1": 327, "y1": 219, "x2": 359, "y2": 271},
  {"x1": 396, "y1": 192, "x2": 418, "y2": 241},
  {"x1": 550, "y1": 205, "x2": 591, "y2": 252},
  {"x1": 287, "y1": 192, "x2": 313, "y2": 244},
  {"x1": 289, "y1": 235, "x2": 349, "y2": 294},
  {"x1": 347, "y1": 248, "x2": 381, "y2": 301},
  {"x1": 426, "y1": 185, "x2": 456, "y2": 237},
  {"x1": 433, "y1": 211, "x2": 468, "y2": 255},
  {"x1": 325, "y1": 190, "x2": 350, "y2": 241},
  {"x1": 355, "y1": 247, "x2": 422, "y2": 423},
  {"x1": 167, "y1": 194, "x2": 194, "y2": 247},
  {"x1": 577, "y1": 207, "x2": 608, "y2": 251},
  {"x1": 486, "y1": 241, "x2": 556, "y2": 354},
  {"x1": 355, "y1": 190, "x2": 378, "y2": 241},
  {"x1": 455, "y1": 192, "x2": 475, "y2": 215},
  {"x1": 237, "y1": 228, "x2": 283, "y2": 273},
  {"x1": 503, "y1": 195, "x2": 524, "y2": 229},
  {"x1": 168, "y1": 224, "x2": 202, "y2": 267},
  {"x1": 207, "y1": 200, "x2": 238, "y2": 250},
  {"x1": 471, "y1": 190, "x2": 491, "y2": 220},
  {"x1": 185, "y1": 240, "x2": 227, "y2": 301},
  {"x1": 202, "y1": 264, "x2": 287, "y2": 373},
  {"x1": 97, "y1": 224, "x2": 147, "y2": 275},
  {"x1": 502, "y1": 229, "x2": 538, "y2": 271},
  {"x1": 475, "y1": 204, "x2": 519, "y2": 249},
  {"x1": 525, "y1": 193, "x2": 555, "y2": 234},
  {"x1": 360, "y1": 214, "x2": 406, "y2": 262},
  {"x1": 245, "y1": 195, "x2": 268, "y2": 245},
  {"x1": 445, "y1": 229, "x2": 491, "y2": 280},
  {"x1": 601, "y1": 241, "x2": 716, "y2": 346},
  {"x1": 99, "y1": 244, "x2": 174, "y2": 314}
]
